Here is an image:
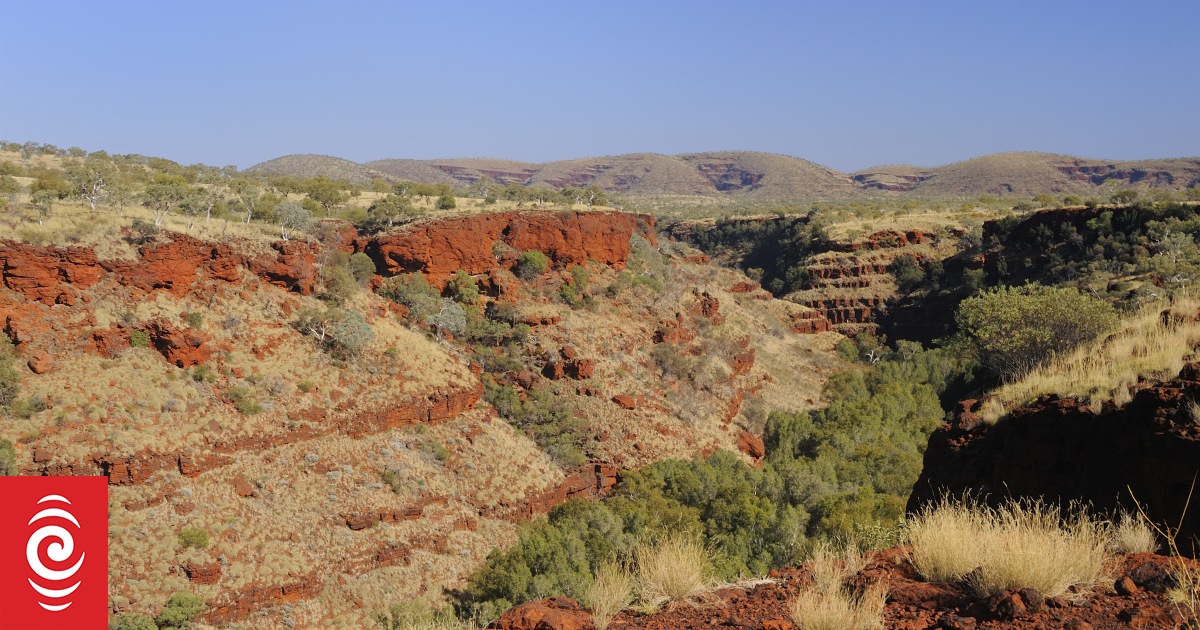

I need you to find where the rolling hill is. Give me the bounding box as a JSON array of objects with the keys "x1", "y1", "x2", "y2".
[{"x1": 246, "y1": 150, "x2": 1200, "y2": 202}]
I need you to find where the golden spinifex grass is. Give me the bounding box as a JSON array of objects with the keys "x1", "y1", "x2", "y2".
[
  {"x1": 981, "y1": 296, "x2": 1200, "y2": 424},
  {"x1": 1109, "y1": 512, "x2": 1159, "y2": 555},
  {"x1": 790, "y1": 542, "x2": 886, "y2": 630},
  {"x1": 588, "y1": 561, "x2": 634, "y2": 630},
  {"x1": 633, "y1": 533, "x2": 715, "y2": 609},
  {"x1": 907, "y1": 498, "x2": 1113, "y2": 598}
]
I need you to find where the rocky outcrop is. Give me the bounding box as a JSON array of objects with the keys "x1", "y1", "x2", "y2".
[
  {"x1": 359, "y1": 210, "x2": 657, "y2": 288},
  {"x1": 490, "y1": 597, "x2": 591, "y2": 630},
  {"x1": 29, "y1": 381, "x2": 484, "y2": 485},
  {"x1": 1, "y1": 234, "x2": 316, "y2": 306},
  {"x1": 909, "y1": 363, "x2": 1200, "y2": 555},
  {"x1": 792, "y1": 230, "x2": 933, "y2": 334},
  {"x1": 0, "y1": 242, "x2": 103, "y2": 304},
  {"x1": 146, "y1": 319, "x2": 211, "y2": 367},
  {"x1": 483, "y1": 463, "x2": 619, "y2": 523}
]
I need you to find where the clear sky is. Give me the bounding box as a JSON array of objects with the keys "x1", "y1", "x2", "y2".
[{"x1": 1, "y1": 0, "x2": 1197, "y2": 172}]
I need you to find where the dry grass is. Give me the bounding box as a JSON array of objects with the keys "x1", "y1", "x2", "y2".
[
  {"x1": 981, "y1": 296, "x2": 1200, "y2": 423},
  {"x1": 588, "y1": 561, "x2": 634, "y2": 630},
  {"x1": 1132, "y1": 480, "x2": 1200, "y2": 624},
  {"x1": 1109, "y1": 512, "x2": 1158, "y2": 554},
  {"x1": 790, "y1": 541, "x2": 886, "y2": 630},
  {"x1": 634, "y1": 533, "x2": 715, "y2": 609},
  {"x1": 907, "y1": 498, "x2": 1113, "y2": 598}
]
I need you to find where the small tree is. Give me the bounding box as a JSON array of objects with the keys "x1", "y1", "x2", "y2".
[
  {"x1": 435, "y1": 192, "x2": 456, "y2": 210},
  {"x1": 29, "y1": 190, "x2": 54, "y2": 225},
  {"x1": 364, "y1": 193, "x2": 416, "y2": 231},
  {"x1": 516, "y1": 250, "x2": 550, "y2": 279},
  {"x1": 276, "y1": 200, "x2": 311, "y2": 240},
  {"x1": 378, "y1": 274, "x2": 441, "y2": 321},
  {"x1": 956, "y1": 284, "x2": 1118, "y2": 379},
  {"x1": 141, "y1": 175, "x2": 190, "y2": 226},
  {"x1": 447, "y1": 270, "x2": 479, "y2": 305},
  {"x1": 64, "y1": 157, "x2": 114, "y2": 212},
  {"x1": 348, "y1": 252, "x2": 376, "y2": 285},
  {"x1": 304, "y1": 176, "x2": 349, "y2": 214}
]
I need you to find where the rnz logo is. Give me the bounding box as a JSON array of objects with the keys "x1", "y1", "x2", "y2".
[{"x1": 1, "y1": 476, "x2": 108, "y2": 630}]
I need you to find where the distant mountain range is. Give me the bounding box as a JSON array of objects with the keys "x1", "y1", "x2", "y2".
[{"x1": 246, "y1": 151, "x2": 1200, "y2": 202}]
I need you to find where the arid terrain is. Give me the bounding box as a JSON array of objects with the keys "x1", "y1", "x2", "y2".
[{"x1": 0, "y1": 142, "x2": 1198, "y2": 629}]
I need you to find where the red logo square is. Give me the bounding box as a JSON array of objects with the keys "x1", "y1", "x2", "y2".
[{"x1": 0, "y1": 476, "x2": 108, "y2": 630}]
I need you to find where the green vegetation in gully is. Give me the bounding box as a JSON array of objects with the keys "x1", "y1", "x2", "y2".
[
  {"x1": 454, "y1": 342, "x2": 974, "y2": 620},
  {"x1": 682, "y1": 214, "x2": 830, "y2": 296}
]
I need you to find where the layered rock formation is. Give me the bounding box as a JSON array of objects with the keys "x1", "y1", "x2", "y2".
[{"x1": 358, "y1": 210, "x2": 657, "y2": 288}]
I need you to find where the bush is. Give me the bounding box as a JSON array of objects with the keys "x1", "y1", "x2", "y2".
[
  {"x1": 0, "y1": 439, "x2": 15, "y2": 475},
  {"x1": 155, "y1": 591, "x2": 205, "y2": 628},
  {"x1": 321, "y1": 265, "x2": 359, "y2": 304},
  {"x1": 447, "y1": 270, "x2": 480, "y2": 305},
  {"x1": 293, "y1": 307, "x2": 375, "y2": 359},
  {"x1": 956, "y1": 284, "x2": 1118, "y2": 379},
  {"x1": 379, "y1": 274, "x2": 442, "y2": 322},
  {"x1": 348, "y1": 252, "x2": 377, "y2": 285},
  {"x1": 178, "y1": 526, "x2": 210, "y2": 549},
  {"x1": 0, "y1": 362, "x2": 19, "y2": 408},
  {"x1": 129, "y1": 330, "x2": 151, "y2": 348},
  {"x1": 484, "y1": 383, "x2": 587, "y2": 467},
  {"x1": 436, "y1": 192, "x2": 457, "y2": 210},
  {"x1": 109, "y1": 613, "x2": 157, "y2": 630},
  {"x1": 297, "y1": 380, "x2": 315, "y2": 393},
  {"x1": 227, "y1": 387, "x2": 263, "y2": 415},
  {"x1": 185, "y1": 311, "x2": 204, "y2": 329},
  {"x1": 426, "y1": 300, "x2": 467, "y2": 337},
  {"x1": 516, "y1": 250, "x2": 549, "y2": 279},
  {"x1": 382, "y1": 469, "x2": 403, "y2": 493}
]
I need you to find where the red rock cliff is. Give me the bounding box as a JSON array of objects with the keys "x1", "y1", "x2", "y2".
[{"x1": 358, "y1": 210, "x2": 657, "y2": 287}]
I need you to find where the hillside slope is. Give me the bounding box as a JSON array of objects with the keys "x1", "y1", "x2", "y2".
[
  {"x1": 247, "y1": 151, "x2": 1200, "y2": 202},
  {"x1": 0, "y1": 209, "x2": 842, "y2": 627}
]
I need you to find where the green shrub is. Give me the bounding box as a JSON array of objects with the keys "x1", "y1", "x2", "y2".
[
  {"x1": 297, "y1": 380, "x2": 315, "y2": 393},
  {"x1": 155, "y1": 591, "x2": 205, "y2": 629},
  {"x1": 293, "y1": 307, "x2": 375, "y2": 359},
  {"x1": 190, "y1": 365, "x2": 215, "y2": 383},
  {"x1": 378, "y1": 274, "x2": 442, "y2": 322},
  {"x1": 185, "y1": 311, "x2": 204, "y2": 329},
  {"x1": 129, "y1": 330, "x2": 151, "y2": 348},
  {"x1": 382, "y1": 469, "x2": 403, "y2": 493},
  {"x1": 178, "y1": 526, "x2": 210, "y2": 549},
  {"x1": 516, "y1": 250, "x2": 549, "y2": 279},
  {"x1": 484, "y1": 383, "x2": 587, "y2": 467},
  {"x1": 109, "y1": 612, "x2": 157, "y2": 630},
  {"x1": 956, "y1": 284, "x2": 1118, "y2": 379},
  {"x1": 0, "y1": 362, "x2": 19, "y2": 408},
  {"x1": 436, "y1": 192, "x2": 457, "y2": 210},
  {"x1": 321, "y1": 265, "x2": 358, "y2": 304},
  {"x1": 0, "y1": 439, "x2": 15, "y2": 475},
  {"x1": 227, "y1": 387, "x2": 263, "y2": 415},
  {"x1": 447, "y1": 270, "x2": 480, "y2": 305},
  {"x1": 349, "y1": 252, "x2": 377, "y2": 285}
]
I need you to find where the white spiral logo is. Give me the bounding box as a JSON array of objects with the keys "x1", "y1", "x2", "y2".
[{"x1": 26, "y1": 494, "x2": 86, "y2": 612}]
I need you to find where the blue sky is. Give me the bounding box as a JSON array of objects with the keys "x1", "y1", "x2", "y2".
[{"x1": 0, "y1": 0, "x2": 1196, "y2": 172}]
